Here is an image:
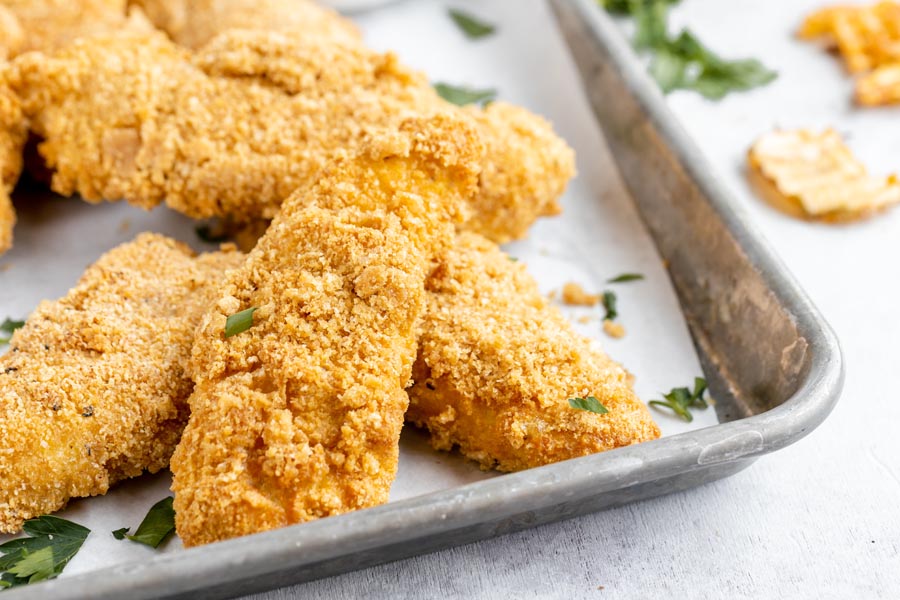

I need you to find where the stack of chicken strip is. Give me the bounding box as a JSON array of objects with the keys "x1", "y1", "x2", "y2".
[{"x1": 0, "y1": 0, "x2": 662, "y2": 544}]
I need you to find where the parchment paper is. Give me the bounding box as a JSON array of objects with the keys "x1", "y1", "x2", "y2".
[{"x1": 0, "y1": 0, "x2": 715, "y2": 577}]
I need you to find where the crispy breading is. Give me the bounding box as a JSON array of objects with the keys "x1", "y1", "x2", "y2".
[
  {"x1": 0, "y1": 234, "x2": 243, "y2": 533},
  {"x1": 11, "y1": 25, "x2": 573, "y2": 243},
  {"x1": 0, "y1": 7, "x2": 23, "y2": 60},
  {"x1": 407, "y1": 232, "x2": 660, "y2": 472},
  {"x1": 748, "y1": 128, "x2": 900, "y2": 220},
  {"x1": 799, "y1": 2, "x2": 900, "y2": 73},
  {"x1": 170, "y1": 115, "x2": 483, "y2": 547},
  {"x1": 0, "y1": 76, "x2": 25, "y2": 255},
  {"x1": 133, "y1": 0, "x2": 360, "y2": 49},
  {"x1": 856, "y1": 61, "x2": 900, "y2": 104},
  {"x1": 0, "y1": 0, "x2": 152, "y2": 57}
]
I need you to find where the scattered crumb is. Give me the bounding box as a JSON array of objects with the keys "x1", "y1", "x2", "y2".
[
  {"x1": 597, "y1": 585, "x2": 605, "y2": 590},
  {"x1": 662, "y1": 259, "x2": 670, "y2": 268},
  {"x1": 0, "y1": 263, "x2": 10, "y2": 273},
  {"x1": 603, "y1": 319, "x2": 625, "y2": 338},
  {"x1": 561, "y1": 281, "x2": 599, "y2": 306},
  {"x1": 546, "y1": 289, "x2": 557, "y2": 300},
  {"x1": 577, "y1": 315, "x2": 593, "y2": 324},
  {"x1": 118, "y1": 218, "x2": 131, "y2": 233}
]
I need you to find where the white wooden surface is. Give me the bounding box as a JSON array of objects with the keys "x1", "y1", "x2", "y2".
[{"x1": 244, "y1": 0, "x2": 900, "y2": 597}]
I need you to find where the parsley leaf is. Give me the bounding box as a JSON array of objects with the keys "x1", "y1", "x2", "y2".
[
  {"x1": 655, "y1": 31, "x2": 777, "y2": 100},
  {"x1": 0, "y1": 516, "x2": 90, "y2": 587},
  {"x1": 0, "y1": 318, "x2": 24, "y2": 345},
  {"x1": 601, "y1": 0, "x2": 775, "y2": 99},
  {"x1": 225, "y1": 307, "x2": 258, "y2": 338},
  {"x1": 607, "y1": 273, "x2": 644, "y2": 283},
  {"x1": 648, "y1": 377, "x2": 708, "y2": 422},
  {"x1": 448, "y1": 8, "x2": 496, "y2": 39},
  {"x1": 568, "y1": 396, "x2": 609, "y2": 414},
  {"x1": 434, "y1": 83, "x2": 497, "y2": 106},
  {"x1": 119, "y1": 497, "x2": 176, "y2": 549},
  {"x1": 601, "y1": 291, "x2": 618, "y2": 321}
]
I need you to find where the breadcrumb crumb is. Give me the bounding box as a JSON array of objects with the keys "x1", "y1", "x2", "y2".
[
  {"x1": 561, "y1": 281, "x2": 600, "y2": 306},
  {"x1": 603, "y1": 319, "x2": 626, "y2": 339}
]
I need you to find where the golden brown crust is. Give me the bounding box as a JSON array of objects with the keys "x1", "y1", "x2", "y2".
[
  {"x1": 408, "y1": 232, "x2": 661, "y2": 472},
  {"x1": 132, "y1": 0, "x2": 360, "y2": 49},
  {"x1": 0, "y1": 73, "x2": 25, "y2": 254},
  {"x1": 0, "y1": 0, "x2": 153, "y2": 57},
  {"x1": 10, "y1": 20, "x2": 573, "y2": 242},
  {"x1": 170, "y1": 115, "x2": 483, "y2": 547},
  {"x1": 0, "y1": 234, "x2": 243, "y2": 533}
]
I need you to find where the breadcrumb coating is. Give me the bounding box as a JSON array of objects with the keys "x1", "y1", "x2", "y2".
[
  {"x1": 10, "y1": 22, "x2": 573, "y2": 242},
  {"x1": 0, "y1": 233, "x2": 243, "y2": 533},
  {"x1": 408, "y1": 232, "x2": 661, "y2": 472},
  {"x1": 133, "y1": 0, "x2": 360, "y2": 49},
  {"x1": 170, "y1": 115, "x2": 483, "y2": 547},
  {"x1": 0, "y1": 0, "x2": 152, "y2": 57},
  {"x1": 0, "y1": 75, "x2": 25, "y2": 255}
]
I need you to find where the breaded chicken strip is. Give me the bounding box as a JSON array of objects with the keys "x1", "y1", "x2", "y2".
[
  {"x1": 0, "y1": 234, "x2": 243, "y2": 533},
  {"x1": 0, "y1": 0, "x2": 152, "y2": 57},
  {"x1": 170, "y1": 115, "x2": 482, "y2": 547},
  {"x1": 11, "y1": 27, "x2": 573, "y2": 242},
  {"x1": 407, "y1": 232, "x2": 661, "y2": 472},
  {"x1": 132, "y1": 0, "x2": 359, "y2": 49},
  {"x1": 0, "y1": 77, "x2": 25, "y2": 255}
]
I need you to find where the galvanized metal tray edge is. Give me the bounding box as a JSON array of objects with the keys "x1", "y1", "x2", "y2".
[{"x1": 6, "y1": 2, "x2": 843, "y2": 598}]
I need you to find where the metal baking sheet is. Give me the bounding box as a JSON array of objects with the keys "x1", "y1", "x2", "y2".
[{"x1": 1, "y1": 0, "x2": 842, "y2": 598}]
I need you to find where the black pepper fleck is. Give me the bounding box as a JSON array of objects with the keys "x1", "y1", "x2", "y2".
[
  {"x1": 425, "y1": 382, "x2": 436, "y2": 390},
  {"x1": 3, "y1": 367, "x2": 17, "y2": 374},
  {"x1": 82, "y1": 406, "x2": 94, "y2": 417}
]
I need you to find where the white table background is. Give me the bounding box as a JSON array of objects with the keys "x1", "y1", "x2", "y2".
[{"x1": 245, "y1": 0, "x2": 893, "y2": 597}]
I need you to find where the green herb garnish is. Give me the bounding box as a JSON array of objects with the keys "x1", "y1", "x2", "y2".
[
  {"x1": 434, "y1": 83, "x2": 497, "y2": 106},
  {"x1": 648, "y1": 377, "x2": 708, "y2": 422},
  {"x1": 649, "y1": 31, "x2": 777, "y2": 99},
  {"x1": 568, "y1": 396, "x2": 609, "y2": 414},
  {"x1": 607, "y1": 273, "x2": 644, "y2": 283},
  {"x1": 448, "y1": 8, "x2": 496, "y2": 39},
  {"x1": 224, "y1": 307, "x2": 258, "y2": 339},
  {"x1": 116, "y1": 497, "x2": 175, "y2": 549},
  {"x1": 0, "y1": 318, "x2": 24, "y2": 345},
  {"x1": 601, "y1": 0, "x2": 776, "y2": 99},
  {"x1": 0, "y1": 516, "x2": 90, "y2": 588},
  {"x1": 195, "y1": 224, "x2": 230, "y2": 244},
  {"x1": 601, "y1": 291, "x2": 618, "y2": 321}
]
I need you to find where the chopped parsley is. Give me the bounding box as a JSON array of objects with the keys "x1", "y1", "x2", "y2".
[
  {"x1": 568, "y1": 396, "x2": 609, "y2": 414},
  {"x1": 434, "y1": 83, "x2": 497, "y2": 106},
  {"x1": 0, "y1": 318, "x2": 24, "y2": 345},
  {"x1": 648, "y1": 377, "x2": 708, "y2": 422},
  {"x1": 114, "y1": 497, "x2": 176, "y2": 549},
  {"x1": 601, "y1": 0, "x2": 776, "y2": 99},
  {"x1": 448, "y1": 8, "x2": 496, "y2": 39},
  {"x1": 601, "y1": 291, "x2": 618, "y2": 321},
  {"x1": 0, "y1": 516, "x2": 90, "y2": 588},
  {"x1": 607, "y1": 273, "x2": 644, "y2": 283},
  {"x1": 224, "y1": 307, "x2": 258, "y2": 338}
]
